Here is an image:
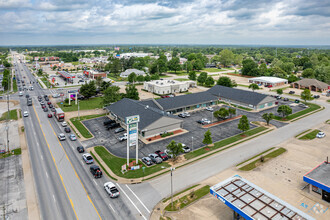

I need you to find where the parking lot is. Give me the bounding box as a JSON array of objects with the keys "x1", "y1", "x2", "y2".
[{"x1": 82, "y1": 99, "x2": 308, "y2": 158}]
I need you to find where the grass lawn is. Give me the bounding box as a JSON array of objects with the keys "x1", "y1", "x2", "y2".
[
  {"x1": 295, "y1": 129, "x2": 311, "y2": 138},
  {"x1": 203, "y1": 68, "x2": 224, "y2": 72},
  {"x1": 13, "y1": 78, "x2": 18, "y2": 92},
  {"x1": 57, "y1": 96, "x2": 103, "y2": 112},
  {"x1": 236, "y1": 147, "x2": 275, "y2": 167},
  {"x1": 90, "y1": 151, "x2": 118, "y2": 181},
  {"x1": 163, "y1": 184, "x2": 200, "y2": 203},
  {"x1": 167, "y1": 71, "x2": 188, "y2": 76},
  {"x1": 274, "y1": 103, "x2": 321, "y2": 121},
  {"x1": 0, "y1": 109, "x2": 18, "y2": 121},
  {"x1": 159, "y1": 75, "x2": 172, "y2": 78},
  {"x1": 107, "y1": 75, "x2": 126, "y2": 82},
  {"x1": 185, "y1": 126, "x2": 268, "y2": 160},
  {"x1": 70, "y1": 113, "x2": 106, "y2": 138},
  {"x1": 327, "y1": 99, "x2": 330, "y2": 103},
  {"x1": 239, "y1": 148, "x2": 286, "y2": 171},
  {"x1": 0, "y1": 148, "x2": 21, "y2": 159},
  {"x1": 298, "y1": 129, "x2": 320, "y2": 140},
  {"x1": 94, "y1": 146, "x2": 171, "y2": 179},
  {"x1": 174, "y1": 78, "x2": 190, "y2": 81},
  {"x1": 231, "y1": 104, "x2": 253, "y2": 111},
  {"x1": 164, "y1": 185, "x2": 210, "y2": 212},
  {"x1": 41, "y1": 77, "x2": 51, "y2": 88},
  {"x1": 237, "y1": 84, "x2": 249, "y2": 88}
]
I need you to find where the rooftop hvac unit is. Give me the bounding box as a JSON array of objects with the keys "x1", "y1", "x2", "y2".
[
  {"x1": 145, "y1": 105, "x2": 149, "y2": 109},
  {"x1": 161, "y1": 83, "x2": 163, "y2": 85}
]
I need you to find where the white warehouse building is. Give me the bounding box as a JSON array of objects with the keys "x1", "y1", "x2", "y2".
[
  {"x1": 248, "y1": 76, "x2": 288, "y2": 87},
  {"x1": 144, "y1": 79, "x2": 196, "y2": 95}
]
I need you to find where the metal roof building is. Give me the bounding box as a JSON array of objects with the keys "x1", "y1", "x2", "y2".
[
  {"x1": 249, "y1": 77, "x2": 288, "y2": 87},
  {"x1": 210, "y1": 175, "x2": 314, "y2": 220}
]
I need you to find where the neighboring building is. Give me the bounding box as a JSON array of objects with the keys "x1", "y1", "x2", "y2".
[
  {"x1": 83, "y1": 70, "x2": 107, "y2": 79},
  {"x1": 208, "y1": 85, "x2": 276, "y2": 110},
  {"x1": 292, "y1": 78, "x2": 330, "y2": 92},
  {"x1": 205, "y1": 63, "x2": 217, "y2": 68},
  {"x1": 120, "y1": 69, "x2": 145, "y2": 78},
  {"x1": 106, "y1": 98, "x2": 183, "y2": 138},
  {"x1": 115, "y1": 53, "x2": 150, "y2": 59},
  {"x1": 57, "y1": 71, "x2": 75, "y2": 82},
  {"x1": 143, "y1": 80, "x2": 196, "y2": 95},
  {"x1": 249, "y1": 76, "x2": 288, "y2": 87},
  {"x1": 303, "y1": 161, "x2": 330, "y2": 203}
]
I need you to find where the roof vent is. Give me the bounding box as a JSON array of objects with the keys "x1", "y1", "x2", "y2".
[{"x1": 145, "y1": 105, "x2": 149, "y2": 109}]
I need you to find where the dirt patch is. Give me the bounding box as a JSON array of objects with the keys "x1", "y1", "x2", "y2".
[
  {"x1": 146, "y1": 129, "x2": 184, "y2": 142},
  {"x1": 167, "y1": 155, "x2": 186, "y2": 166}
]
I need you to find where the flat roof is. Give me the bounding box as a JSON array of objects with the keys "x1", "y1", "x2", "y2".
[
  {"x1": 249, "y1": 77, "x2": 288, "y2": 84},
  {"x1": 58, "y1": 71, "x2": 74, "y2": 78},
  {"x1": 303, "y1": 161, "x2": 330, "y2": 192},
  {"x1": 145, "y1": 80, "x2": 190, "y2": 87},
  {"x1": 210, "y1": 175, "x2": 314, "y2": 220}
]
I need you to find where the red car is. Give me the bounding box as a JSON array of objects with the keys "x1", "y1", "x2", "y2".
[
  {"x1": 42, "y1": 105, "x2": 46, "y2": 109},
  {"x1": 47, "y1": 101, "x2": 52, "y2": 105},
  {"x1": 155, "y1": 150, "x2": 168, "y2": 161},
  {"x1": 47, "y1": 113, "x2": 53, "y2": 118}
]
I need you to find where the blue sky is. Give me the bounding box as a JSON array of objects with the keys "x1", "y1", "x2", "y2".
[{"x1": 0, "y1": 0, "x2": 329, "y2": 46}]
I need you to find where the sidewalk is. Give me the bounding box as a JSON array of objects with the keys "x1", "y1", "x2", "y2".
[{"x1": 236, "y1": 147, "x2": 279, "y2": 169}]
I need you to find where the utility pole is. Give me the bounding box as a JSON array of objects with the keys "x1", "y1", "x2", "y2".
[
  {"x1": 170, "y1": 167, "x2": 175, "y2": 210},
  {"x1": 6, "y1": 73, "x2": 10, "y2": 153}
]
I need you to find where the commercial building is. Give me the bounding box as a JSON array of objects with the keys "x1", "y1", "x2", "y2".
[
  {"x1": 83, "y1": 70, "x2": 107, "y2": 79},
  {"x1": 303, "y1": 161, "x2": 330, "y2": 203},
  {"x1": 292, "y1": 78, "x2": 330, "y2": 92},
  {"x1": 120, "y1": 69, "x2": 146, "y2": 78},
  {"x1": 57, "y1": 71, "x2": 75, "y2": 82},
  {"x1": 210, "y1": 175, "x2": 314, "y2": 220},
  {"x1": 106, "y1": 98, "x2": 183, "y2": 138},
  {"x1": 143, "y1": 80, "x2": 196, "y2": 95},
  {"x1": 249, "y1": 76, "x2": 288, "y2": 87}
]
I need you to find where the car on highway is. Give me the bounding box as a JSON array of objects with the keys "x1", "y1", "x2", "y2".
[
  {"x1": 104, "y1": 182, "x2": 120, "y2": 198},
  {"x1": 45, "y1": 97, "x2": 49, "y2": 101},
  {"x1": 61, "y1": 121, "x2": 68, "y2": 127},
  {"x1": 47, "y1": 113, "x2": 53, "y2": 118},
  {"x1": 51, "y1": 108, "x2": 56, "y2": 112},
  {"x1": 114, "y1": 127, "x2": 125, "y2": 133},
  {"x1": 155, "y1": 150, "x2": 168, "y2": 161},
  {"x1": 43, "y1": 107, "x2": 48, "y2": 112},
  {"x1": 52, "y1": 93, "x2": 60, "y2": 98},
  {"x1": 42, "y1": 104, "x2": 46, "y2": 109},
  {"x1": 19, "y1": 91, "x2": 23, "y2": 96},
  {"x1": 90, "y1": 165, "x2": 102, "y2": 178},
  {"x1": 141, "y1": 157, "x2": 153, "y2": 166},
  {"x1": 69, "y1": 134, "x2": 77, "y2": 141},
  {"x1": 148, "y1": 153, "x2": 162, "y2": 164},
  {"x1": 64, "y1": 127, "x2": 71, "y2": 133},
  {"x1": 58, "y1": 133, "x2": 66, "y2": 141},
  {"x1": 76, "y1": 146, "x2": 84, "y2": 153},
  {"x1": 316, "y1": 132, "x2": 326, "y2": 138},
  {"x1": 181, "y1": 144, "x2": 191, "y2": 153},
  {"x1": 40, "y1": 101, "x2": 45, "y2": 105},
  {"x1": 49, "y1": 104, "x2": 53, "y2": 108},
  {"x1": 23, "y1": 111, "x2": 29, "y2": 117},
  {"x1": 25, "y1": 94, "x2": 29, "y2": 98},
  {"x1": 118, "y1": 133, "x2": 127, "y2": 142},
  {"x1": 82, "y1": 153, "x2": 93, "y2": 164},
  {"x1": 47, "y1": 101, "x2": 51, "y2": 105}
]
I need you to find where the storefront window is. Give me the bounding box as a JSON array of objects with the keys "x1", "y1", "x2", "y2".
[{"x1": 312, "y1": 185, "x2": 321, "y2": 194}]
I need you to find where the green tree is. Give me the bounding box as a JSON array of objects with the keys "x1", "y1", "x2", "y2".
[
  {"x1": 95, "y1": 76, "x2": 103, "y2": 88},
  {"x1": 234, "y1": 54, "x2": 243, "y2": 66},
  {"x1": 219, "y1": 49, "x2": 234, "y2": 67},
  {"x1": 300, "y1": 89, "x2": 314, "y2": 103},
  {"x1": 166, "y1": 141, "x2": 184, "y2": 160},
  {"x1": 242, "y1": 59, "x2": 259, "y2": 76},
  {"x1": 217, "y1": 76, "x2": 237, "y2": 87},
  {"x1": 315, "y1": 65, "x2": 330, "y2": 84},
  {"x1": 128, "y1": 72, "x2": 137, "y2": 83},
  {"x1": 238, "y1": 115, "x2": 250, "y2": 133},
  {"x1": 103, "y1": 86, "x2": 121, "y2": 105},
  {"x1": 205, "y1": 76, "x2": 215, "y2": 87},
  {"x1": 100, "y1": 81, "x2": 111, "y2": 92},
  {"x1": 125, "y1": 85, "x2": 139, "y2": 100},
  {"x1": 228, "y1": 108, "x2": 236, "y2": 118},
  {"x1": 108, "y1": 58, "x2": 122, "y2": 76},
  {"x1": 136, "y1": 75, "x2": 145, "y2": 82},
  {"x1": 144, "y1": 75, "x2": 151, "y2": 81},
  {"x1": 287, "y1": 74, "x2": 299, "y2": 83},
  {"x1": 37, "y1": 69, "x2": 43, "y2": 76},
  {"x1": 277, "y1": 105, "x2": 292, "y2": 118},
  {"x1": 258, "y1": 63, "x2": 267, "y2": 74},
  {"x1": 168, "y1": 57, "x2": 181, "y2": 73},
  {"x1": 188, "y1": 71, "x2": 197, "y2": 80},
  {"x1": 262, "y1": 113, "x2": 274, "y2": 126},
  {"x1": 270, "y1": 67, "x2": 286, "y2": 78},
  {"x1": 197, "y1": 72, "x2": 208, "y2": 85},
  {"x1": 213, "y1": 108, "x2": 229, "y2": 120},
  {"x1": 248, "y1": 83, "x2": 259, "y2": 92},
  {"x1": 150, "y1": 74, "x2": 160, "y2": 80},
  {"x1": 302, "y1": 68, "x2": 315, "y2": 78},
  {"x1": 79, "y1": 81, "x2": 96, "y2": 99},
  {"x1": 276, "y1": 89, "x2": 283, "y2": 95},
  {"x1": 203, "y1": 130, "x2": 212, "y2": 145}
]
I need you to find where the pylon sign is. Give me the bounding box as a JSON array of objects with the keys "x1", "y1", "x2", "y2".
[{"x1": 125, "y1": 115, "x2": 140, "y2": 166}]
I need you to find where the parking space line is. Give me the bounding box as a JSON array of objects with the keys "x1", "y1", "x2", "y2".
[
  {"x1": 108, "y1": 204, "x2": 116, "y2": 213},
  {"x1": 93, "y1": 179, "x2": 98, "y2": 186},
  {"x1": 125, "y1": 185, "x2": 150, "y2": 213},
  {"x1": 116, "y1": 184, "x2": 147, "y2": 220}
]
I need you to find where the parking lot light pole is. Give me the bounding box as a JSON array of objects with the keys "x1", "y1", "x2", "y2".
[{"x1": 170, "y1": 167, "x2": 175, "y2": 210}]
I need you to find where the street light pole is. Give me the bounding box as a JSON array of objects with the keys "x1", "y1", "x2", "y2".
[{"x1": 170, "y1": 167, "x2": 175, "y2": 210}]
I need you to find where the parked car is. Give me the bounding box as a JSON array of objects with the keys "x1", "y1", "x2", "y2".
[
  {"x1": 69, "y1": 134, "x2": 77, "y2": 141},
  {"x1": 104, "y1": 182, "x2": 120, "y2": 198},
  {"x1": 52, "y1": 93, "x2": 60, "y2": 98},
  {"x1": 197, "y1": 118, "x2": 211, "y2": 125},
  {"x1": 90, "y1": 165, "x2": 102, "y2": 178},
  {"x1": 181, "y1": 144, "x2": 191, "y2": 153},
  {"x1": 106, "y1": 123, "x2": 120, "y2": 130},
  {"x1": 289, "y1": 91, "x2": 295, "y2": 94},
  {"x1": 294, "y1": 99, "x2": 300, "y2": 103},
  {"x1": 155, "y1": 150, "x2": 168, "y2": 161},
  {"x1": 47, "y1": 113, "x2": 53, "y2": 118},
  {"x1": 64, "y1": 127, "x2": 71, "y2": 133},
  {"x1": 58, "y1": 133, "x2": 66, "y2": 141},
  {"x1": 77, "y1": 146, "x2": 84, "y2": 153},
  {"x1": 61, "y1": 121, "x2": 68, "y2": 127},
  {"x1": 148, "y1": 154, "x2": 162, "y2": 164},
  {"x1": 82, "y1": 153, "x2": 93, "y2": 164},
  {"x1": 299, "y1": 103, "x2": 308, "y2": 108},
  {"x1": 206, "y1": 107, "x2": 214, "y2": 111},
  {"x1": 313, "y1": 95, "x2": 320, "y2": 99},
  {"x1": 118, "y1": 133, "x2": 127, "y2": 142},
  {"x1": 316, "y1": 131, "x2": 325, "y2": 138},
  {"x1": 23, "y1": 111, "x2": 29, "y2": 117},
  {"x1": 178, "y1": 112, "x2": 190, "y2": 118},
  {"x1": 141, "y1": 157, "x2": 153, "y2": 166},
  {"x1": 104, "y1": 119, "x2": 116, "y2": 126},
  {"x1": 164, "y1": 149, "x2": 173, "y2": 158},
  {"x1": 19, "y1": 91, "x2": 23, "y2": 96},
  {"x1": 283, "y1": 98, "x2": 289, "y2": 101},
  {"x1": 114, "y1": 127, "x2": 125, "y2": 133}
]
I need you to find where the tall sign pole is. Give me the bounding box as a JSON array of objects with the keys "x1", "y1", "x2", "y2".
[{"x1": 125, "y1": 115, "x2": 140, "y2": 166}]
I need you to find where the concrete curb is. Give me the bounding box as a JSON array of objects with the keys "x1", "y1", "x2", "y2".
[{"x1": 236, "y1": 147, "x2": 279, "y2": 169}]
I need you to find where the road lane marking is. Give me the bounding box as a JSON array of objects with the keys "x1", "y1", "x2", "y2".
[
  {"x1": 53, "y1": 194, "x2": 56, "y2": 203},
  {"x1": 116, "y1": 184, "x2": 147, "y2": 220},
  {"x1": 93, "y1": 179, "x2": 98, "y2": 186},
  {"x1": 108, "y1": 204, "x2": 116, "y2": 213},
  {"x1": 47, "y1": 120, "x2": 102, "y2": 220},
  {"x1": 80, "y1": 161, "x2": 84, "y2": 166},
  {"x1": 32, "y1": 105, "x2": 79, "y2": 220},
  {"x1": 40, "y1": 155, "x2": 43, "y2": 160},
  {"x1": 46, "y1": 171, "x2": 49, "y2": 178},
  {"x1": 125, "y1": 185, "x2": 151, "y2": 213}
]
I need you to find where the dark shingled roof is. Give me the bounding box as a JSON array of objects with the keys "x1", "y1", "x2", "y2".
[
  {"x1": 106, "y1": 98, "x2": 173, "y2": 129},
  {"x1": 208, "y1": 85, "x2": 275, "y2": 106}
]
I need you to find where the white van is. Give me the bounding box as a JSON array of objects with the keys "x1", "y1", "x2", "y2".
[{"x1": 19, "y1": 91, "x2": 23, "y2": 96}]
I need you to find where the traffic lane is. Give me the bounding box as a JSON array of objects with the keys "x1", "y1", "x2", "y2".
[
  {"x1": 34, "y1": 102, "x2": 101, "y2": 220},
  {"x1": 22, "y1": 101, "x2": 75, "y2": 220},
  {"x1": 48, "y1": 116, "x2": 140, "y2": 220}
]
